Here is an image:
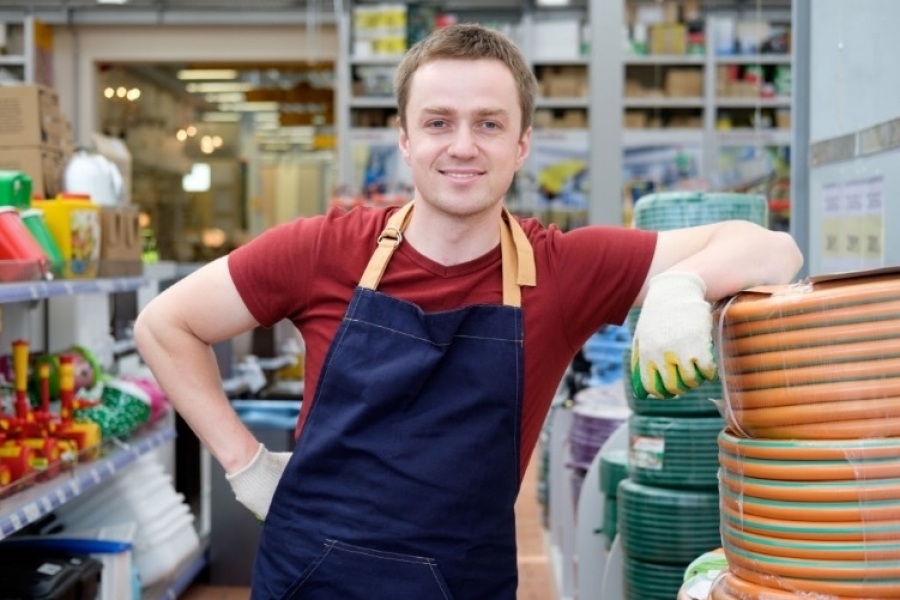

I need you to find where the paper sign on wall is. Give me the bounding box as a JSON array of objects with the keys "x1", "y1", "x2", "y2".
[{"x1": 820, "y1": 175, "x2": 883, "y2": 274}]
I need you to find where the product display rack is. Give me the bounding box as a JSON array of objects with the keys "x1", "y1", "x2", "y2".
[
  {"x1": 0, "y1": 417, "x2": 175, "y2": 541},
  {"x1": 0, "y1": 15, "x2": 36, "y2": 83},
  {"x1": 623, "y1": 16, "x2": 793, "y2": 161},
  {"x1": 0, "y1": 271, "x2": 212, "y2": 597},
  {"x1": 335, "y1": 1, "x2": 591, "y2": 205},
  {"x1": 0, "y1": 275, "x2": 146, "y2": 304}
]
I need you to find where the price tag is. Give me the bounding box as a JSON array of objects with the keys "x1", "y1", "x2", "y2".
[{"x1": 23, "y1": 503, "x2": 40, "y2": 521}]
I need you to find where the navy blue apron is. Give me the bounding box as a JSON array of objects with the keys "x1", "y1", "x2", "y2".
[{"x1": 251, "y1": 203, "x2": 536, "y2": 599}]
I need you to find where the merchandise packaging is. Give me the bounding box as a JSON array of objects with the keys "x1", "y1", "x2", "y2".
[
  {"x1": 709, "y1": 266, "x2": 900, "y2": 597},
  {"x1": 713, "y1": 267, "x2": 900, "y2": 439}
]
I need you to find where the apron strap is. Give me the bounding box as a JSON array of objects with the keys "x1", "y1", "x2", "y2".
[
  {"x1": 359, "y1": 202, "x2": 414, "y2": 291},
  {"x1": 359, "y1": 203, "x2": 536, "y2": 308}
]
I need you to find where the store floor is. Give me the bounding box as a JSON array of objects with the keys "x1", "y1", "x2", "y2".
[{"x1": 182, "y1": 453, "x2": 557, "y2": 600}]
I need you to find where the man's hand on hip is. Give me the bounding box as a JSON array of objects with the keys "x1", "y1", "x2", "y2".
[{"x1": 226, "y1": 443, "x2": 292, "y2": 521}]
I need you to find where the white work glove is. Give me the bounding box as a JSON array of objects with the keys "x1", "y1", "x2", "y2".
[
  {"x1": 630, "y1": 271, "x2": 718, "y2": 399},
  {"x1": 225, "y1": 443, "x2": 292, "y2": 521}
]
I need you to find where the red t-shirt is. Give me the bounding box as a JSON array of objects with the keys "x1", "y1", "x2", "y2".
[{"x1": 229, "y1": 206, "x2": 656, "y2": 476}]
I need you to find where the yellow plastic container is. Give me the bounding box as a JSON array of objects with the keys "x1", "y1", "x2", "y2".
[{"x1": 33, "y1": 195, "x2": 101, "y2": 279}]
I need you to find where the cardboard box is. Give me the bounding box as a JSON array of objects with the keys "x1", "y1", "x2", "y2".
[
  {"x1": 0, "y1": 145, "x2": 64, "y2": 198},
  {"x1": 649, "y1": 23, "x2": 687, "y2": 54},
  {"x1": 624, "y1": 111, "x2": 648, "y2": 128},
  {"x1": 98, "y1": 205, "x2": 142, "y2": 277},
  {"x1": 0, "y1": 84, "x2": 62, "y2": 147},
  {"x1": 665, "y1": 69, "x2": 703, "y2": 97},
  {"x1": 541, "y1": 66, "x2": 588, "y2": 98}
]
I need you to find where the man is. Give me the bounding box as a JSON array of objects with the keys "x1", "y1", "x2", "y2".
[{"x1": 134, "y1": 23, "x2": 802, "y2": 599}]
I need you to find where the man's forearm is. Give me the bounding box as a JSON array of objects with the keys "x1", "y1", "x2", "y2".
[{"x1": 134, "y1": 310, "x2": 260, "y2": 474}]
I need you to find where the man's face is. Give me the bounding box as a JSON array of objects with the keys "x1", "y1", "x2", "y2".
[{"x1": 399, "y1": 58, "x2": 531, "y2": 218}]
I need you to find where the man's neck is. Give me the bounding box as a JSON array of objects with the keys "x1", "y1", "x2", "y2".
[{"x1": 402, "y1": 201, "x2": 504, "y2": 267}]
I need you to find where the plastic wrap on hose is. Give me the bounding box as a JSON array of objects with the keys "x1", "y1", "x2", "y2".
[
  {"x1": 708, "y1": 569, "x2": 875, "y2": 599},
  {"x1": 717, "y1": 429, "x2": 900, "y2": 598},
  {"x1": 628, "y1": 414, "x2": 724, "y2": 490},
  {"x1": 713, "y1": 268, "x2": 900, "y2": 439}
]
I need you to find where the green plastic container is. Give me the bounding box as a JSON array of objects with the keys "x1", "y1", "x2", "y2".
[
  {"x1": 0, "y1": 171, "x2": 32, "y2": 210},
  {"x1": 20, "y1": 208, "x2": 65, "y2": 279}
]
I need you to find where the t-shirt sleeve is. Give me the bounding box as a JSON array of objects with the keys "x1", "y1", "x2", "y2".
[
  {"x1": 537, "y1": 224, "x2": 657, "y2": 345},
  {"x1": 227, "y1": 215, "x2": 325, "y2": 327}
]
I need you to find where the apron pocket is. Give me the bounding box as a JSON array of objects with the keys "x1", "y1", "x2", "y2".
[{"x1": 282, "y1": 539, "x2": 455, "y2": 600}]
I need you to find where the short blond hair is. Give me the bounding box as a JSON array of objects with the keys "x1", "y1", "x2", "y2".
[{"x1": 393, "y1": 23, "x2": 537, "y2": 137}]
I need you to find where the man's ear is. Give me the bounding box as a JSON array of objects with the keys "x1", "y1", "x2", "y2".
[
  {"x1": 398, "y1": 125, "x2": 411, "y2": 164},
  {"x1": 516, "y1": 126, "x2": 532, "y2": 169}
]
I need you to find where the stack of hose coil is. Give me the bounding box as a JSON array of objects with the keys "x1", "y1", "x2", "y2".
[
  {"x1": 716, "y1": 273, "x2": 900, "y2": 439},
  {"x1": 628, "y1": 414, "x2": 724, "y2": 490},
  {"x1": 626, "y1": 191, "x2": 768, "y2": 417},
  {"x1": 617, "y1": 479, "x2": 721, "y2": 600},
  {"x1": 598, "y1": 449, "x2": 629, "y2": 550},
  {"x1": 712, "y1": 271, "x2": 900, "y2": 597},
  {"x1": 633, "y1": 191, "x2": 769, "y2": 231},
  {"x1": 613, "y1": 191, "x2": 768, "y2": 600}
]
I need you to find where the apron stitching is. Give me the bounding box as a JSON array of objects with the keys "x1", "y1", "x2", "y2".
[
  {"x1": 427, "y1": 563, "x2": 452, "y2": 600},
  {"x1": 331, "y1": 545, "x2": 438, "y2": 565},
  {"x1": 344, "y1": 318, "x2": 520, "y2": 344},
  {"x1": 292, "y1": 540, "x2": 336, "y2": 593}
]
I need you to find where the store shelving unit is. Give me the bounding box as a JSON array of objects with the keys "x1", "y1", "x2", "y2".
[
  {"x1": 623, "y1": 16, "x2": 793, "y2": 167},
  {"x1": 0, "y1": 417, "x2": 175, "y2": 541},
  {"x1": 0, "y1": 15, "x2": 36, "y2": 83},
  {"x1": 0, "y1": 272, "x2": 211, "y2": 597},
  {"x1": 0, "y1": 275, "x2": 146, "y2": 304},
  {"x1": 335, "y1": 1, "x2": 590, "y2": 203}
]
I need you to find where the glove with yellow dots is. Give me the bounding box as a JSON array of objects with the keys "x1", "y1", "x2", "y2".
[{"x1": 631, "y1": 271, "x2": 719, "y2": 399}]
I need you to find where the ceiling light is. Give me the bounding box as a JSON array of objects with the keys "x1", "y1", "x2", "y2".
[
  {"x1": 97, "y1": 0, "x2": 128, "y2": 4},
  {"x1": 536, "y1": 0, "x2": 569, "y2": 5},
  {"x1": 177, "y1": 69, "x2": 239, "y2": 81},
  {"x1": 185, "y1": 82, "x2": 253, "y2": 94}
]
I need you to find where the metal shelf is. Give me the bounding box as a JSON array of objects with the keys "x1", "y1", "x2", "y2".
[
  {"x1": 533, "y1": 57, "x2": 589, "y2": 66},
  {"x1": 0, "y1": 276, "x2": 147, "y2": 305},
  {"x1": 0, "y1": 418, "x2": 176, "y2": 541},
  {"x1": 624, "y1": 97, "x2": 705, "y2": 109},
  {"x1": 349, "y1": 97, "x2": 396, "y2": 109},
  {"x1": 714, "y1": 54, "x2": 792, "y2": 65},
  {"x1": 624, "y1": 55, "x2": 705, "y2": 65},
  {"x1": 349, "y1": 55, "x2": 401, "y2": 66},
  {"x1": 716, "y1": 129, "x2": 792, "y2": 146},
  {"x1": 0, "y1": 55, "x2": 25, "y2": 66},
  {"x1": 623, "y1": 128, "x2": 704, "y2": 148},
  {"x1": 716, "y1": 97, "x2": 792, "y2": 109},
  {"x1": 536, "y1": 97, "x2": 589, "y2": 109}
]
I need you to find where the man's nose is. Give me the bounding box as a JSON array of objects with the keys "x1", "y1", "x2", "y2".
[{"x1": 447, "y1": 128, "x2": 478, "y2": 158}]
